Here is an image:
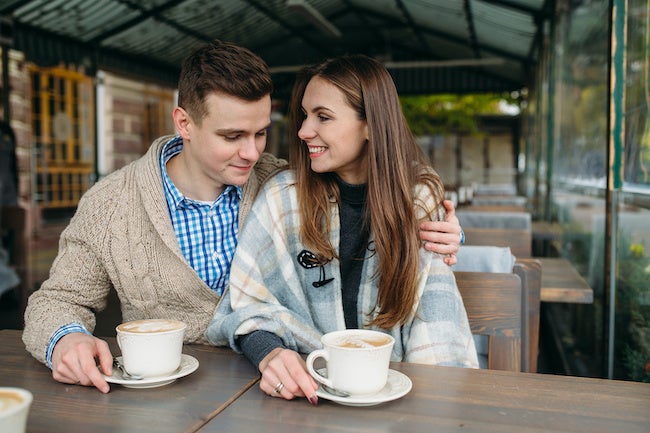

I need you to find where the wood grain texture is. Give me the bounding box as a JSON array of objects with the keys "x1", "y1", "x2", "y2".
[
  {"x1": 0, "y1": 330, "x2": 260, "y2": 433},
  {"x1": 538, "y1": 257, "x2": 593, "y2": 304},
  {"x1": 201, "y1": 363, "x2": 650, "y2": 433},
  {"x1": 513, "y1": 258, "x2": 542, "y2": 373},
  {"x1": 455, "y1": 271, "x2": 522, "y2": 372}
]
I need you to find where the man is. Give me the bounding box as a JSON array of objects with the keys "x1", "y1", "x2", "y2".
[{"x1": 23, "y1": 40, "x2": 462, "y2": 393}]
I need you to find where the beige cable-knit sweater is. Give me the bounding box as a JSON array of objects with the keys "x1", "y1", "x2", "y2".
[{"x1": 22, "y1": 135, "x2": 286, "y2": 364}]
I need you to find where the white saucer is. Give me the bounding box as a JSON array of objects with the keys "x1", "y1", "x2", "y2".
[
  {"x1": 104, "y1": 354, "x2": 199, "y2": 389},
  {"x1": 315, "y1": 369, "x2": 412, "y2": 407}
]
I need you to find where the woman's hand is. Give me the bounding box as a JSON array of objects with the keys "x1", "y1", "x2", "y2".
[
  {"x1": 258, "y1": 348, "x2": 319, "y2": 405},
  {"x1": 420, "y1": 200, "x2": 463, "y2": 265}
]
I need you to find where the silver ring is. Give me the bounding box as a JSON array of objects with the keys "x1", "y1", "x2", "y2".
[{"x1": 273, "y1": 381, "x2": 284, "y2": 394}]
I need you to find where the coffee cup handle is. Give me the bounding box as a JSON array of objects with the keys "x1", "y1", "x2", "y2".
[{"x1": 305, "y1": 349, "x2": 334, "y2": 389}]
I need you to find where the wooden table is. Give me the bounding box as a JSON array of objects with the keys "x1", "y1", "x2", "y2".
[
  {"x1": 457, "y1": 204, "x2": 527, "y2": 213},
  {"x1": 538, "y1": 257, "x2": 594, "y2": 304},
  {"x1": 0, "y1": 329, "x2": 260, "y2": 433},
  {"x1": 470, "y1": 195, "x2": 528, "y2": 207},
  {"x1": 4, "y1": 330, "x2": 648, "y2": 433},
  {"x1": 200, "y1": 362, "x2": 650, "y2": 433},
  {"x1": 532, "y1": 221, "x2": 562, "y2": 242},
  {"x1": 532, "y1": 221, "x2": 562, "y2": 256}
]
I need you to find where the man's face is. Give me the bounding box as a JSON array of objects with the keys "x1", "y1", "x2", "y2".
[{"x1": 178, "y1": 92, "x2": 272, "y2": 195}]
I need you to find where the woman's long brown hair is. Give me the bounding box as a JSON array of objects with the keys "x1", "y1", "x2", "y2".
[{"x1": 288, "y1": 55, "x2": 445, "y2": 329}]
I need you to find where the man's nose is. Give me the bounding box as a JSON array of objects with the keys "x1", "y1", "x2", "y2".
[{"x1": 239, "y1": 137, "x2": 263, "y2": 161}]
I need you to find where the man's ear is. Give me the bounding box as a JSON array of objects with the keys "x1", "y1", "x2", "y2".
[{"x1": 173, "y1": 107, "x2": 191, "y2": 139}]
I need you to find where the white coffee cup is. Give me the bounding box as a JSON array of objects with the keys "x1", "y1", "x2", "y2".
[
  {"x1": 116, "y1": 319, "x2": 186, "y2": 378},
  {"x1": 306, "y1": 329, "x2": 395, "y2": 397},
  {"x1": 0, "y1": 387, "x2": 32, "y2": 433}
]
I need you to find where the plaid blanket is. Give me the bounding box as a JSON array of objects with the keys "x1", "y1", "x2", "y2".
[{"x1": 207, "y1": 170, "x2": 478, "y2": 368}]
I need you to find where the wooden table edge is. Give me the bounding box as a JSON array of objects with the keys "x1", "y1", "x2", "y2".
[{"x1": 184, "y1": 375, "x2": 261, "y2": 433}]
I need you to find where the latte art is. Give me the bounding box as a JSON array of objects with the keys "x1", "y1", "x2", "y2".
[
  {"x1": 117, "y1": 319, "x2": 185, "y2": 334},
  {"x1": 335, "y1": 335, "x2": 392, "y2": 349}
]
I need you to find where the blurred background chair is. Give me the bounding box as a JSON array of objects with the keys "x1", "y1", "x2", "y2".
[
  {"x1": 454, "y1": 246, "x2": 515, "y2": 368},
  {"x1": 513, "y1": 258, "x2": 542, "y2": 372},
  {"x1": 457, "y1": 210, "x2": 531, "y2": 230},
  {"x1": 462, "y1": 227, "x2": 532, "y2": 258},
  {"x1": 454, "y1": 246, "x2": 541, "y2": 373},
  {"x1": 456, "y1": 271, "x2": 522, "y2": 372}
]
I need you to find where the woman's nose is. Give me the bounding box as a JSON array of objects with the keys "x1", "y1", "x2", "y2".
[{"x1": 298, "y1": 120, "x2": 314, "y2": 140}]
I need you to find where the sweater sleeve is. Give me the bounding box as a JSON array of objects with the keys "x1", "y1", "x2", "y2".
[
  {"x1": 238, "y1": 330, "x2": 285, "y2": 371},
  {"x1": 22, "y1": 183, "x2": 117, "y2": 364}
]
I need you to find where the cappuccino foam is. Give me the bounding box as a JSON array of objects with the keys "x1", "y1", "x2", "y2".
[
  {"x1": 117, "y1": 319, "x2": 185, "y2": 334},
  {"x1": 0, "y1": 391, "x2": 24, "y2": 413},
  {"x1": 335, "y1": 335, "x2": 392, "y2": 349}
]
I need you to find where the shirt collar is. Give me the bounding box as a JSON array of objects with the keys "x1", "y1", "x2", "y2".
[{"x1": 160, "y1": 136, "x2": 242, "y2": 210}]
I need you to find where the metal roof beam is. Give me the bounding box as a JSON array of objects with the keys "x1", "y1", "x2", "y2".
[
  {"x1": 478, "y1": 0, "x2": 549, "y2": 18},
  {"x1": 395, "y1": 0, "x2": 434, "y2": 57},
  {"x1": 243, "y1": 0, "x2": 335, "y2": 58},
  {"x1": 341, "y1": 0, "x2": 385, "y2": 48},
  {"x1": 13, "y1": 21, "x2": 178, "y2": 85},
  {"x1": 352, "y1": 5, "x2": 527, "y2": 63},
  {"x1": 102, "y1": 0, "x2": 212, "y2": 43},
  {"x1": 89, "y1": 0, "x2": 191, "y2": 44},
  {"x1": 463, "y1": 0, "x2": 482, "y2": 59},
  {"x1": 0, "y1": 0, "x2": 38, "y2": 16}
]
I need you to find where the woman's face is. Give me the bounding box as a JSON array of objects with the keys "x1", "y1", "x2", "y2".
[{"x1": 298, "y1": 76, "x2": 369, "y2": 184}]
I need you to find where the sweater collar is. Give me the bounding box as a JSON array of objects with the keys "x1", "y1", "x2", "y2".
[{"x1": 334, "y1": 174, "x2": 367, "y2": 205}]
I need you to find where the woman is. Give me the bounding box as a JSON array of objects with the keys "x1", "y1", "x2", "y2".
[{"x1": 207, "y1": 55, "x2": 478, "y2": 405}]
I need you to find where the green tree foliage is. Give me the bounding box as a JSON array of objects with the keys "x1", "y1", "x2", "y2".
[{"x1": 399, "y1": 93, "x2": 519, "y2": 137}]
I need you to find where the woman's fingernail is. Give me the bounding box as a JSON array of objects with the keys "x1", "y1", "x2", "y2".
[{"x1": 309, "y1": 395, "x2": 318, "y2": 405}]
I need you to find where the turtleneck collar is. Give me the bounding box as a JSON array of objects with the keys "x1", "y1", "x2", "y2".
[{"x1": 333, "y1": 175, "x2": 367, "y2": 205}]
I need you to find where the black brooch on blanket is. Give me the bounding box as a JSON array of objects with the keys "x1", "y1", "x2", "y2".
[{"x1": 297, "y1": 249, "x2": 334, "y2": 288}]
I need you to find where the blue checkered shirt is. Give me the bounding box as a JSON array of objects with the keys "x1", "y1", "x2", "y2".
[{"x1": 161, "y1": 136, "x2": 241, "y2": 294}]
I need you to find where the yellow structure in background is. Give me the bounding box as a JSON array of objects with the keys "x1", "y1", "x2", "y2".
[{"x1": 30, "y1": 65, "x2": 95, "y2": 209}]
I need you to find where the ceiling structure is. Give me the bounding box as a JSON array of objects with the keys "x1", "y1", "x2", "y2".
[{"x1": 0, "y1": 0, "x2": 552, "y2": 98}]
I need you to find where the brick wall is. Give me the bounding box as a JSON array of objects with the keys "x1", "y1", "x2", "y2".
[
  {"x1": 1, "y1": 49, "x2": 31, "y2": 204},
  {"x1": 98, "y1": 72, "x2": 175, "y2": 176}
]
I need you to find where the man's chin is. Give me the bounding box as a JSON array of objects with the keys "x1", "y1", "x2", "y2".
[{"x1": 227, "y1": 173, "x2": 252, "y2": 187}]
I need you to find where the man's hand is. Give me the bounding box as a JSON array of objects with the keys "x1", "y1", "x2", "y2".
[
  {"x1": 420, "y1": 200, "x2": 463, "y2": 265},
  {"x1": 51, "y1": 333, "x2": 114, "y2": 393},
  {"x1": 258, "y1": 348, "x2": 319, "y2": 405}
]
